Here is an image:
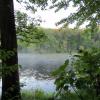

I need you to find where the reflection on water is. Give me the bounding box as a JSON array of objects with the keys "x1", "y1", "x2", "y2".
[
  {"x1": 0, "y1": 53, "x2": 71, "y2": 93},
  {"x1": 20, "y1": 76, "x2": 56, "y2": 92}
]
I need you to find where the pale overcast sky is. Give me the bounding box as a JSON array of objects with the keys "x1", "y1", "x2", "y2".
[{"x1": 14, "y1": 0, "x2": 87, "y2": 29}]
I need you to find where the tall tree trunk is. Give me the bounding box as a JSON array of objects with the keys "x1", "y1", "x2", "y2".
[{"x1": 0, "y1": 0, "x2": 21, "y2": 100}]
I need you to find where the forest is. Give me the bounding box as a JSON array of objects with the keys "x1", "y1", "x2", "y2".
[
  {"x1": 0, "y1": 0, "x2": 100, "y2": 100},
  {"x1": 18, "y1": 27, "x2": 100, "y2": 53}
]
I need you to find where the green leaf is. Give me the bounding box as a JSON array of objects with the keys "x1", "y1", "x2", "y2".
[{"x1": 51, "y1": 60, "x2": 69, "y2": 76}]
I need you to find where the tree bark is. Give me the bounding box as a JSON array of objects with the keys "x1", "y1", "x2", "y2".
[{"x1": 0, "y1": 0, "x2": 21, "y2": 100}]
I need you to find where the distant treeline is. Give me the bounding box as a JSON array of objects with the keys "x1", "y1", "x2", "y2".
[{"x1": 18, "y1": 27, "x2": 100, "y2": 53}]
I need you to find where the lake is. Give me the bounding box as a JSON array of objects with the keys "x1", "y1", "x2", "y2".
[{"x1": 0, "y1": 53, "x2": 72, "y2": 93}]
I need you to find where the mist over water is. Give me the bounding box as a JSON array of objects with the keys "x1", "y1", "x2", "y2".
[
  {"x1": 0, "y1": 53, "x2": 70, "y2": 93},
  {"x1": 18, "y1": 53, "x2": 69, "y2": 92},
  {"x1": 18, "y1": 53, "x2": 68, "y2": 72}
]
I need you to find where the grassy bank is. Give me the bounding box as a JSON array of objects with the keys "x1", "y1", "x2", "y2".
[
  {"x1": 21, "y1": 90, "x2": 81, "y2": 100},
  {"x1": 21, "y1": 90, "x2": 53, "y2": 100}
]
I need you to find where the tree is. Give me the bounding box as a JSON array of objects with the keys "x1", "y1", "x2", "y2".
[
  {"x1": 50, "y1": 0, "x2": 100, "y2": 29},
  {"x1": 0, "y1": 0, "x2": 21, "y2": 100},
  {"x1": 19, "y1": 0, "x2": 99, "y2": 28},
  {"x1": 0, "y1": 1, "x2": 47, "y2": 100},
  {"x1": 15, "y1": 11, "x2": 47, "y2": 44}
]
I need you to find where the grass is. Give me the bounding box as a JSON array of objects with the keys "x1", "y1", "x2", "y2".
[
  {"x1": 21, "y1": 89, "x2": 99, "y2": 100},
  {"x1": 21, "y1": 89, "x2": 54, "y2": 100},
  {"x1": 21, "y1": 90, "x2": 81, "y2": 100}
]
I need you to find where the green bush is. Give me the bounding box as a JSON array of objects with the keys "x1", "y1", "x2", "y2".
[{"x1": 52, "y1": 48, "x2": 100, "y2": 100}]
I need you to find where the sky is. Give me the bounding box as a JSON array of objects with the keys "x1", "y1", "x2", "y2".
[{"x1": 14, "y1": 0, "x2": 87, "y2": 29}]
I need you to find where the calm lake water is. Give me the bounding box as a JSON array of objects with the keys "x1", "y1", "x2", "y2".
[{"x1": 0, "y1": 53, "x2": 72, "y2": 93}]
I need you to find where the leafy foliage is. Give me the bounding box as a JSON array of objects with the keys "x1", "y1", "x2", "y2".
[
  {"x1": 51, "y1": 0, "x2": 100, "y2": 28},
  {"x1": 52, "y1": 48, "x2": 100, "y2": 100},
  {"x1": 15, "y1": 11, "x2": 47, "y2": 44},
  {"x1": 0, "y1": 49, "x2": 21, "y2": 77},
  {"x1": 17, "y1": 0, "x2": 100, "y2": 28}
]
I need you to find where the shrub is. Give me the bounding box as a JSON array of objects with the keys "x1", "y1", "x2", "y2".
[{"x1": 52, "y1": 48, "x2": 100, "y2": 100}]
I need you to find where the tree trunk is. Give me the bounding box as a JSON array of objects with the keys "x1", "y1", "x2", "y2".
[
  {"x1": 0, "y1": 0, "x2": 21, "y2": 100},
  {"x1": 96, "y1": 74, "x2": 100, "y2": 98}
]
